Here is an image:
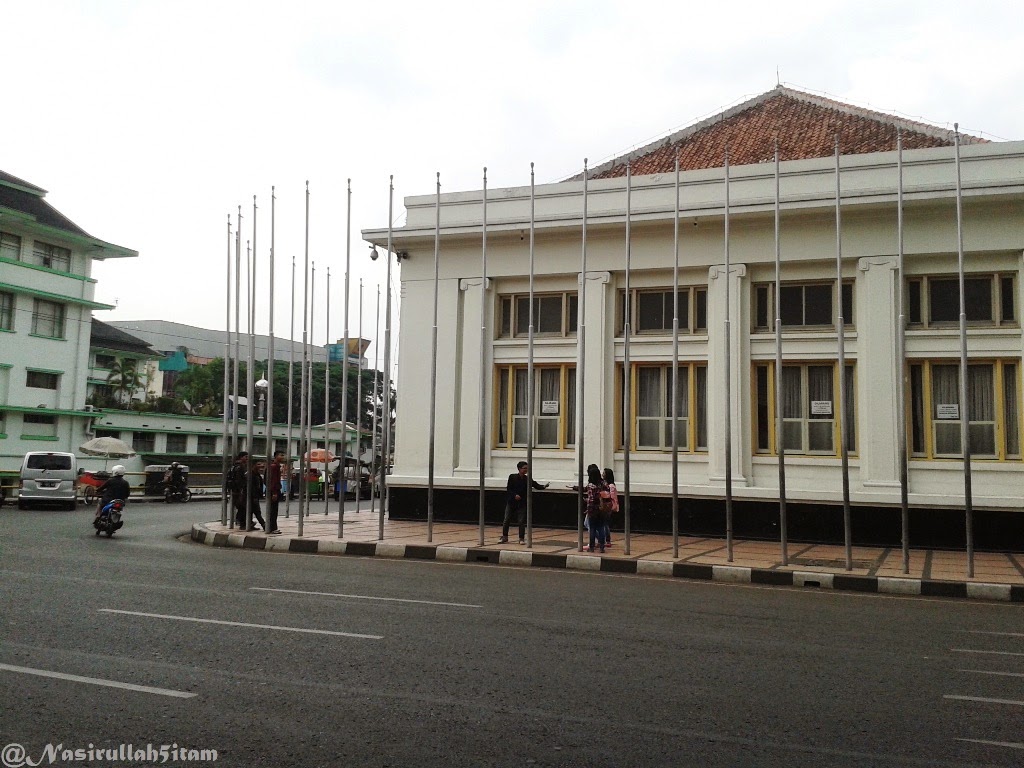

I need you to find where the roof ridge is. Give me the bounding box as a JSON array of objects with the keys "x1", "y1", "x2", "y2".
[{"x1": 579, "y1": 84, "x2": 988, "y2": 181}]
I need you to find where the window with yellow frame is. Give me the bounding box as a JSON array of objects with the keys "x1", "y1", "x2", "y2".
[
  {"x1": 753, "y1": 361, "x2": 856, "y2": 456},
  {"x1": 618, "y1": 363, "x2": 707, "y2": 451},
  {"x1": 908, "y1": 359, "x2": 1021, "y2": 460},
  {"x1": 494, "y1": 364, "x2": 576, "y2": 449}
]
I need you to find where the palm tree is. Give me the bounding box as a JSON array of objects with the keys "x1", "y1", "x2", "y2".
[{"x1": 107, "y1": 357, "x2": 142, "y2": 406}]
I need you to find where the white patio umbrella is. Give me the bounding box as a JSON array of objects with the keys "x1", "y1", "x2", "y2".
[{"x1": 79, "y1": 436, "x2": 137, "y2": 468}]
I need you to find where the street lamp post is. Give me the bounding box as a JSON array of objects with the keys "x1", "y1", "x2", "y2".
[{"x1": 256, "y1": 375, "x2": 269, "y2": 424}]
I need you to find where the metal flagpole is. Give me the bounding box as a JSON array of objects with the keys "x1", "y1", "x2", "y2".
[
  {"x1": 954, "y1": 124, "x2": 974, "y2": 578},
  {"x1": 478, "y1": 168, "x2": 488, "y2": 547},
  {"x1": 324, "y1": 267, "x2": 331, "y2": 515},
  {"x1": 624, "y1": 161, "x2": 633, "y2": 556},
  {"x1": 307, "y1": 262, "x2": 316, "y2": 518},
  {"x1": 248, "y1": 195, "x2": 258, "y2": 527},
  {"x1": 835, "y1": 136, "x2": 853, "y2": 571},
  {"x1": 378, "y1": 177, "x2": 395, "y2": 541},
  {"x1": 428, "y1": 172, "x2": 441, "y2": 543},
  {"x1": 221, "y1": 214, "x2": 232, "y2": 527},
  {"x1": 896, "y1": 131, "x2": 910, "y2": 574},
  {"x1": 370, "y1": 285, "x2": 380, "y2": 522},
  {"x1": 526, "y1": 162, "x2": 536, "y2": 549},
  {"x1": 338, "y1": 180, "x2": 352, "y2": 537},
  {"x1": 355, "y1": 279, "x2": 364, "y2": 515},
  {"x1": 285, "y1": 255, "x2": 295, "y2": 519},
  {"x1": 671, "y1": 154, "x2": 681, "y2": 558},
  {"x1": 775, "y1": 142, "x2": 788, "y2": 565},
  {"x1": 576, "y1": 160, "x2": 588, "y2": 552},
  {"x1": 724, "y1": 149, "x2": 734, "y2": 562},
  {"x1": 231, "y1": 206, "x2": 242, "y2": 528},
  {"x1": 297, "y1": 182, "x2": 310, "y2": 536},
  {"x1": 242, "y1": 231, "x2": 252, "y2": 532},
  {"x1": 267, "y1": 188, "x2": 276, "y2": 495}
]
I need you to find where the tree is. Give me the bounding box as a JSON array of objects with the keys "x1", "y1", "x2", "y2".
[{"x1": 106, "y1": 357, "x2": 142, "y2": 406}]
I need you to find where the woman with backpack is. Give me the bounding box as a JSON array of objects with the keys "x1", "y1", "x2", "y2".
[
  {"x1": 585, "y1": 464, "x2": 610, "y2": 553},
  {"x1": 602, "y1": 468, "x2": 619, "y2": 547}
]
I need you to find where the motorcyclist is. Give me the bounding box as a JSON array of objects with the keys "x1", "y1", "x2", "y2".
[
  {"x1": 168, "y1": 461, "x2": 186, "y2": 493},
  {"x1": 94, "y1": 465, "x2": 131, "y2": 521}
]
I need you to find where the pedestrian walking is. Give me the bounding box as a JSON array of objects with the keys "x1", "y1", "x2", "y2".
[
  {"x1": 266, "y1": 450, "x2": 285, "y2": 534},
  {"x1": 499, "y1": 461, "x2": 548, "y2": 545},
  {"x1": 585, "y1": 464, "x2": 610, "y2": 553},
  {"x1": 602, "y1": 467, "x2": 619, "y2": 546},
  {"x1": 227, "y1": 451, "x2": 249, "y2": 528},
  {"x1": 247, "y1": 459, "x2": 268, "y2": 532}
]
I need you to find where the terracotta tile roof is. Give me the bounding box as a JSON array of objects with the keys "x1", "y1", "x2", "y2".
[{"x1": 581, "y1": 86, "x2": 989, "y2": 180}]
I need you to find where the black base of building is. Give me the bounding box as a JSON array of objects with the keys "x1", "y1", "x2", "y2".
[{"x1": 387, "y1": 486, "x2": 1024, "y2": 551}]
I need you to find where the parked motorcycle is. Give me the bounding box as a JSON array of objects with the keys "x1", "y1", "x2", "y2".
[
  {"x1": 94, "y1": 499, "x2": 125, "y2": 537},
  {"x1": 164, "y1": 484, "x2": 192, "y2": 503}
]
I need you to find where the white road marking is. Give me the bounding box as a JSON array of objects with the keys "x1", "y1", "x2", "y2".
[
  {"x1": 251, "y1": 587, "x2": 482, "y2": 609},
  {"x1": 944, "y1": 695, "x2": 1024, "y2": 706},
  {"x1": 98, "y1": 609, "x2": 383, "y2": 639},
  {"x1": 958, "y1": 669, "x2": 1024, "y2": 679},
  {"x1": 964, "y1": 630, "x2": 1024, "y2": 638},
  {"x1": 950, "y1": 648, "x2": 1024, "y2": 657},
  {"x1": 0, "y1": 663, "x2": 195, "y2": 699},
  {"x1": 955, "y1": 738, "x2": 1024, "y2": 750}
]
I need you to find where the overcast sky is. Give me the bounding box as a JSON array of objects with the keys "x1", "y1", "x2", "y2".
[{"x1": 5, "y1": 0, "x2": 1022, "y2": 369}]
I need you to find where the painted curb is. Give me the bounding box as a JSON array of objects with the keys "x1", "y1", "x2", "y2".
[{"x1": 189, "y1": 523, "x2": 1023, "y2": 603}]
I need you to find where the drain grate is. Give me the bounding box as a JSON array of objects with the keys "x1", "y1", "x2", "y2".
[{"x1": 791, "y1": 557, "x2": 874, "y2": 569}]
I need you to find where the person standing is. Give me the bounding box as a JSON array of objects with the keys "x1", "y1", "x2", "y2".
[
  {"x1": 266, "y1": 451, "x2": 285, "y2": 534},
  {"x1": 246, "y1": 459, "x2": 268, "y2": 532},
  {"x1": 227, "y1": 451, "x2": 249, "y2": 528},
  {"x1": 499, "y1": 461, "x2": 548, "y2": 545},
  {"x1": 602, "y1": 467, "x2": 619, "y2": 547},
  {"x1": 585, "y1": 464, "x2": 609, "y2": 553}
]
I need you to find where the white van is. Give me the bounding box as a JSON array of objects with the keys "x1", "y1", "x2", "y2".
[{"x1": 19, "y1": 451, "x2": 78, "y2": 510}]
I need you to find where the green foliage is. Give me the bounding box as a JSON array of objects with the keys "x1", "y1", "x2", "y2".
[{"x1": 106, "y1": 358, "x2": 142, "y2": 405}]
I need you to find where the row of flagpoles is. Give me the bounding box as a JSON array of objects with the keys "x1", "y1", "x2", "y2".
[
  {"x1": 218, "y1": 181, "x2": 394, "y2": 542},
  {"x1": 219, "y1": 125, "x2": 978, "y2": 578}
]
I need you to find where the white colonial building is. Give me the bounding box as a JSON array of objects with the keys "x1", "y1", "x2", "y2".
[{"x1": 363, "y1": 86, "x2": 1024, "y2": 541}]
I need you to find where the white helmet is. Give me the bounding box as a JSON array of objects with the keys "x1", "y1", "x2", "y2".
[{"x1": 112, "y1": 465, "x2": 126, "y2": 476}]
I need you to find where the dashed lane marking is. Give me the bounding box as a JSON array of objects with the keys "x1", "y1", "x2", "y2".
[
  {"x1": 250, "y1": 587, "x2": 482, "y2": 608},
  {"x1": 950, "y1": 648, "x2": 1024, "y2": 657},
  {"x1": 944, "y1": 695, "x2": 1024, "y2": 707},
  {"x1": 0, "y1": 663, "x2": 196, "y2": 699},
  {"x1": 98, "y1": 609, "x2": 383, "y2": 639},
  {"x1": 958, "y1": 669, "x2": 1024, "y2": 678},
  {"x1": 955, "y1": 739, "x2": 1024, "y2": 750}
]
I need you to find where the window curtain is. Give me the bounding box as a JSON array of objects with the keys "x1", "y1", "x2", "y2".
[
  {"x1": 536, "y1": 369, "x2": 560, "y2": 445},
  {"x1": 637, "y1": 367, "x2": 661, "y2": 447},
  {"x1": 696, "y1": 366, "x2": 708, "y2": 449},
  {"x1": 497, "y1": 368, "x2": 509, "y2": 445},
  {"x1": 932, "y1": 364, "x2": 960, "y2": 454},
  {"x1": 1005, "y1": 364, "x2": 1020, "y2": 457},
  {"x1": 968, "y1": 364, "x2": 995, "y2": 456},
  {"x1": 807, "y1": 365, "x2": 834, "y2": 452},
  {"x1": 513, "y1": 368, "x2": 529, "y2": 445},
  {"x1": 668, "y1": 366, "x2": 689, "y2": 449},
  {"x1": 566, "y1": 368, "x2": 577, "y2": 446}
]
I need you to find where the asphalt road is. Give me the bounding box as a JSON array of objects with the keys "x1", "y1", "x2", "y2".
[{"x1": 0, "y1": 499, "x2": 1021, "y2": 768}]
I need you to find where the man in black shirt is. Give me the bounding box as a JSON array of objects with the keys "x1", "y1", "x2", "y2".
[
  {"x1": 499, "y1": 461, "x2": 548, "y2": 545},
  {"x1": 94, "y1": 464, "x2": 131, "y2": 521}
]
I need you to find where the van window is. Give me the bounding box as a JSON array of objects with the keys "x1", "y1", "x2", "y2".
[{"x1": 26, "y1": 454, "x2": 72, "y2": 471}]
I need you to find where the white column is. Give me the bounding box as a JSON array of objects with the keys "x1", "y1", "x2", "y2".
[
  {"x1": 583, "y1": 271, "x2": 612, "y2": 470},
  {"x1": 454, "y1": 277, "x2": 491, "y2": 476},
  {"x1": 857, "y1": 255, "x2": 902, "y2": 489},
  {"x1": 706, "y1": 263, "x2": 750, "y2": 485}
]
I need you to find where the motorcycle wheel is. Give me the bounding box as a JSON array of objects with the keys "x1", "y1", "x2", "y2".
[
  {"x1": 95, "y1": 528, "x2": 101, "y2": 536},
  {"x1": 105, "y1": 529, "x2": 114, "y2": 537},
  {"x1": 84, "y1": 487, "x2": 95, "y2": 505},
  {"x1": 182, "y1": 489, "x2": 192, "y2": 503},
  {"x1": 164, "y1": 489, "x2": 173, "y2": 503}
]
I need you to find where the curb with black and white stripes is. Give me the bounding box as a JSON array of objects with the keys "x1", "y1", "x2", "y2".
[{"x1": 190, "y1": 523, "x2": 1024, "y2": 603}]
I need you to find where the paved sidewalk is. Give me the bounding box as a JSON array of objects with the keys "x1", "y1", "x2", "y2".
[{"x1": 191, "y1": 511, "x2": 1024, "y2": 603}]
